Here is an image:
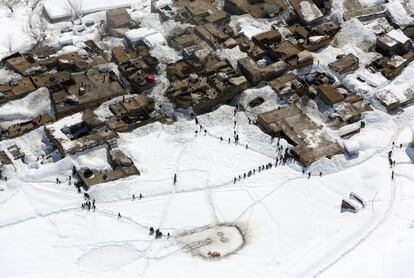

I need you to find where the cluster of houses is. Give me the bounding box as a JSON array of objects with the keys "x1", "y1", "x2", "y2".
[
  {"x1": 1, "y1": 0, "x2": 414, "y2": 183},
  {"x1": 0, "y1": 15, "x2": 169, "y2": 186}
]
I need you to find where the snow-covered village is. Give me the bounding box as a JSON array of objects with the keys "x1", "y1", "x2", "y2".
[{"x1": 2, "y1": 0, "x2": 414, "y2": 277}]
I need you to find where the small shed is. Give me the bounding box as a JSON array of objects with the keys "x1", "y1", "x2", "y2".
[{"x1": 344, "y1": 140, "x2": 360, "y2": 157}]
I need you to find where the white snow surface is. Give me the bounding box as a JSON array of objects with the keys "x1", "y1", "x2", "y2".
[
  {"x1": 230, "y1": 15, "x2": 273, "y2": 39},
  {"x1": 43, "y1": 0, "x2": 136, "y2": 20},
  {"x1": 3, "y1": 1, "x2": 414, "y2": 278},
  {"x1": 299, "y1": 1, "x2": 323, "y2": 23},
  {"x1": 386, "y1": 0, "x2": 414, "y2": 27},
  {"x1": 2, "y1": 102, "x2": 414, "y2": 278},
  {"x1": 333, "y1": 18, "x2": 377, "y2": 52},
  {"x1": 0, "y1": 88, "x2": 52, "y2": 128}
]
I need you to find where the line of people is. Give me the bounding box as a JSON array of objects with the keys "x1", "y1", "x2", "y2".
[
  {"x1": 388, "y1": 142, "x2": 402, "y2": 181},
  {"x1": 233, "y1": 162, "x2": 277, "y2": 183}
]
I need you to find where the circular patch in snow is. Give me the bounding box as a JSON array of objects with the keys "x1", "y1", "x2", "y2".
[
  {"x1": 78, "y1": 243, "x2": 140, "y2": 273},
  {"x1": 176, "y1": 224, "x2": 244, "y2": 259}
]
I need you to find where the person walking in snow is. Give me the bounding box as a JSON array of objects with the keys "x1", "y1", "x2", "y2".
[
  {"x1": 220, "y1": 136, "x2": 223, "y2": 141},
  {"x1": 308, "y1": 172, "x2": 311, "y2": 179},
  {"x1": 118, "y1": 213, "x2": 122, "y2": 219},
  {"x1": 392, "y1": 171, "x2": 394, "y2": 180},
  {"x1": 149, "y1": 227, "x2": 154, "y2": 236},
  {"x1": 195, "y1": 117, "x2": 199, "y2": 125},
  {"x1": 246, "y1": 144, "x2": 248, "y2": 149},
  {"x1": 139, "y1": 193, "x2": 143, "y2": 199},
  {"x1": 132, "y1": 194, "x2": 136, "y2": 201},
  {"x1": 173, "y1": 174, "x2": 177, "y2": 185}
]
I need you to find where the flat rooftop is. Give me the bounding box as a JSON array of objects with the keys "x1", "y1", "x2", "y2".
[{"x1": 258, "y1": 105, "x2": 343, "y2": 165}]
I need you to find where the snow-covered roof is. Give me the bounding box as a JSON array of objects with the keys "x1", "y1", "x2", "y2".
[
  {"x1": 43, "y1": 0, "x2": 135, "y2": 21},
  {"x1": 125, "y1": 28, "x2": 158, "y2": 43},
  {"x1": 338, "y1": 123, "x2": 360, "y2": 137},
  {"x1": 386, "y1": 29, "x2": 410, "y2": 44},
  {"x1": 376, "y1": 90, "x2": 400, "y2": 105},
  {"x1": 144, "y1": 33, "x2": 167, "y2": 48},
  {"x1": 154, "y1": 0, "x2": 173, "y2": 9},
  {"x1": 344, "y1": 139, "x2": 360, "y2": 153},
  {"x1": 45, "y1": 113, "x2": 83, "y2": 151},
  {"x1": 386, "y1": 0, "x2": 414, "y2": 27},
  {"x1": 387, "y1": 55, "x2": 406, "y2": 68},
  {"x1": 299, "y1": 1, "x2": 323, "y2": 23}
]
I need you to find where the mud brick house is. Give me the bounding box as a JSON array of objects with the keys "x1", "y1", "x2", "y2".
[
  {"x1": 0, "y1": 151, "x2": 12, "y2": 165},
  {"x1": 223, "y1": 0, "x2": 287, "y2": 18},
  {"x1": 289, "y1": 0, "x2": 323, "y2": 26},
  {"x1": 167, "y1": 64, "x2": 248, "y2": 114},
  {"x1": 376, "y1": 29, "x2": 412, "y2": 57},
  {"x1": 0, "y1": 78, "x2": 37, "y2": 104},
  {"x1": 268, "y1": 71, "x2": 304, "y2": 101},
  {"x1": 317, "y1": 84, "x2": 344, "y2": 106},
  {"x1": 50, "y1": 68, "x2": 126, "y2": 119},
  {"x1": 257, "y1": 104, "x2": 342, "y2": 165},
  {"x1": 329, "y1": 54, "x2": 359, "y2": 74},
  {"x1": 31, "y1": 71, "x2": 73, "y2": 93},
  {"x1": 252, "y1": 29, "x2": 282, "y2": 46},
  {"x1": 238, "y1": 57, "x2": 289, "y2": 86},
  {"x1": 105, "y1": 95, "x2": 166, "y2": 132},
  {"x1": 371, "y1": 52, "x2": 414, "y2": 80},
  {"x1": 106, "y1": 8, "x2": 132, "y2": 29},
  {"x1": 76, "y1": 148, "x2": 140, "y2": 187},
  {"x1": 45, "y1": 111, "x2": 118, "y2": 157},
  {"x1": 1, "y1": 114, "x2": 54, "y2": 139}
]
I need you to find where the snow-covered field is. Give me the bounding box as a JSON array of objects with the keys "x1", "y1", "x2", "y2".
[{"x1": 1, "y1": 103, "x2": 414, "y2": 278}]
